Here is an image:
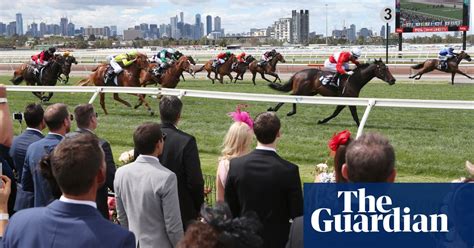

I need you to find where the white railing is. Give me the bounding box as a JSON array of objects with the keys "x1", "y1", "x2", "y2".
[{"x1": 5, "y1": 85, "x2": 474, "y2": 138}]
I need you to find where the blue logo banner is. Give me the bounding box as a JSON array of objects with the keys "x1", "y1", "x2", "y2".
[{"x1": 304, "y1": 183, "x2": 474, "y2": 248}]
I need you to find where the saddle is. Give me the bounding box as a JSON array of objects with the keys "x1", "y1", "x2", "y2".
[
  {"x1": 319, "y1": 71, "x2": 348, "y2": 90},
  {"x1": 104, "y1": 66, "x2": 123, "y2": 86}
]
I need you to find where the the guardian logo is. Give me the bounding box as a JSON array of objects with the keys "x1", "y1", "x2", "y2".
[{"x1": 311, "y1": 188, "x2": 448, "y2": 233}]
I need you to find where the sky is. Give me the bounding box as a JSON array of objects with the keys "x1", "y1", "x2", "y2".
[{"x1": 0, "y1": 0, "x2": 473, "y2": 36}]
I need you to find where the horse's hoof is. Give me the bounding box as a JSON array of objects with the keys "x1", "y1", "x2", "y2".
[
  {"x1": 150, "y1": 111, "x2": 155, "y2": 116},
  {"x1": 317, "y1": 120, "x2": 325, "y2": 125},
  {"x1": 267, "y1": 107, "x2": 274, "y2": 112},
  {"x1": 287, "y1": 112, "x2": 295, "y2": 117},
  {"x1": 134, "y1": 105, "x2": 140, "y2": 109}
]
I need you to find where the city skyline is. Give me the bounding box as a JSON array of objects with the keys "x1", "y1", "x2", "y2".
[{"x1": 0, "y1": 0, "x2": 447, "y2": 36}]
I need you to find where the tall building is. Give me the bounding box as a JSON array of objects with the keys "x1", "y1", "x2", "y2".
[
  {"x1": 214, "y1": 16, "x2": 221, "y2": 32},
  {"x1": 15, "y1": 13, "x2": 23, "y2": 35},
  {"x1": 206, "y1": 15, "x2": 212, "y2": 35},
  {"x1": 67, "y1": 22, "x2": 75, "y2": 36},
  {"x1": 149, "y1": 24, "x2": 158, "y2": 38},
  {"x1": 110, "y1": 25, "x2": 117, "y2": 36},
  {"x1": 180, "y1": 12, "x2": 184, "y2": 23},
  {"x1": 30, "y1": 22, "x2": 39, "y2": 37},
  {"x1": 348, "y1": 24, "x2": 356, "y2": 42},
  {"x1": 39, "y1": 22, "x2": 47, "y2": 36},
  {"x1": 7, "y1": 22, "x2": 16, "y2": 36},
  {"x1": 140, "y1": 23, "x2": 149, "y2": 38},
  {"x1": 60, "y1": 17, "x2": 68, "y2": 36},
  {"x1": 273, "y1": 18, "x2": 292, "y2": 42},
  {"x1": 380, "y1": 25, "x2": 385, "y2": 37},
  {"x1": 291, "y1": 9, "x2": 309, "y2": 44},
  {"x1": 170, "y1": 16, "x2": 179, "y2": 39},
  {"x1": 195, "y1": 14, "x2": 202, "y2": 40},
  {"x1": 358, "y1": 28, "x2": 373, "y2": 38},
  {"x1": 0, "y1": 22, "x2": 6, "y2": 35}
]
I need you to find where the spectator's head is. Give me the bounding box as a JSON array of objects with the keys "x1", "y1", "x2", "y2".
[
  {"x1": 133, "y1": 122, "x2": 165, "y2": 157},
  {"x1": 220, "y1": 121, "x2": 253, "y2": 160},
  {"x1": 24, "y1": 103, "x2": 45, "y2": 130},
  {"x1": 328, "y1": 130, "x2": 352, "y2": 183},
  {"x1": 253, "y1": 112, "x2": 280, "y2": 145},
  {"x1": 177, "y1": 203, "x2": 263, "y2": 248},
  {"x1": 74, "y1": 104, "x2": 98, "y2": 130},
  {"x1": 48, "y1": 134, "x2": 105, "y2": 198},
  {"x1": 342, "y1": 132, "x2": 396, "y2": 182},
  {"x1": 43, "y1": 103, "x2": 71, "y2": 134},
  {"x1": 159, "y1": 96, "x2": 182, "y2": 125}
]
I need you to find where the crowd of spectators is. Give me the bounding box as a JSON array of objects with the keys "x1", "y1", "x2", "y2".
[{"x1": 0, "y1": 84, "x2": 469, "y2": 248}]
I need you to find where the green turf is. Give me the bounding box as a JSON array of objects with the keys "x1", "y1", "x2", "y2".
[
  {"x1": 2, "y1": 75, "x2": 473, "y2": 183},
  {"x1": 401, "y1": 0, "x2": 463, "y2": 20}
]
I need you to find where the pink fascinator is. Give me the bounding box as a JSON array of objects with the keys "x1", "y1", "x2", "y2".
[{"x1": 228, "y1": 105, "x2": 253, "y2": 129}]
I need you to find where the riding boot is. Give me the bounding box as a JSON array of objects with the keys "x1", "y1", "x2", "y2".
[{"x1": 105, "y1": 71, "x2": 116, "y2": 86}]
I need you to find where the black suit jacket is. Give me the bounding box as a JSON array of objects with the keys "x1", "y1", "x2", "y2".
[
  {"x1": 158, "y1": 123, "x2": 204, "y2": 229},
  {"x1": 67, "y1": 129, "x2": 116, "y2": 219},
  {"x1": 225, "y1": 149, "x2": 303, "y2": 248},
  {"x1": 286, "y1": 216, "x2": 303, "y2": 248}
]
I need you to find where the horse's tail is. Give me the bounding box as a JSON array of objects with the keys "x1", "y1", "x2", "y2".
[
  {"x1": 411, "y1": 63, "x2": 424, "y2": 69},
  {"x1": 77, "y1": 78, "x2": 92, "y2": 86},
  {"x1": 268, "y1": 79, "x2": 293, "y2": 92},
  {"x1": 193, "y1": 65, "x2": 205, "y2": 74}
]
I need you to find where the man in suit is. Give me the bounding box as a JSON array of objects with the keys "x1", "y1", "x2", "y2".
[
  {"x1": 3, "y1": 134, "x2": 136, "y2": 247},
  {"x1": 19, "y1": 103, "x2": 71, "y2": 209},
  {"x1": 158, "y1": 96, "x2": 204, "y2": 229},
  {"x1": 67, "y1": 104, "x2": 116, "y2": 219},
  {"x1": 115, "y1": 122, "x2": 183, "y2": 248},
  {"x1": 225, "y1": 112, "x2": 303, "y2": 248},
  {"x1": 10, "y1": 103, "x2": 45, "y2": 181}
]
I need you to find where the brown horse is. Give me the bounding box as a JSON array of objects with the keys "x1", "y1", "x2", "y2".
[
  {"x1": 267, "y1": 59, "x2": 396, "y2": 126},
  {"x1": 59, "y1": 55, "x2": 78, "y2": 84},
  {"x1": 140, "y1": 56, "x2": 193, "y2": 88},
  {"x1": 232, "y1": 55, "x2": 256, "y2": 83},
  {"x1": 10, "y1": 54, "x2": 65, "y2": 102},
  {"x1": 410, "y1": 51, "x2": 472, "y2": 85},
  {"x1": 248, "y1": 53, "x2": 286, "y2": 85},
  {"x1": 77, "y1": 53, "x2": 152, "y2": 115},
  {"x1": 194, "y1": 54, "x2": 237, "y2": 84}
]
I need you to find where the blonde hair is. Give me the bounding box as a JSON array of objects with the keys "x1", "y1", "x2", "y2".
[{"x1": 219, "y1": 122, "x2": 253, "y2": 161}]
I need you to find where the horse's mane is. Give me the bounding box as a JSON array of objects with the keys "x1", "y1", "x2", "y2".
[{"x1": 353, "y1": 63, "x2": 372, "y2": 72}]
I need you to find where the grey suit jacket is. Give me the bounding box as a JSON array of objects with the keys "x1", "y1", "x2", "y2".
[{"x1": 114, "y1": 155, "x2": 183, "y2": 248}]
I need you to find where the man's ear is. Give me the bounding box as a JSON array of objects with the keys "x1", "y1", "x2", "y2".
[
  {"x1": 276, "y1": 129, "x2": 281, "y2": 138},
  {"x1": 342, "y1": 163, "x2": 349, "y2": 181},
  {"x1": 387, "y1": 169, "x2": 397, "y2": 183}
]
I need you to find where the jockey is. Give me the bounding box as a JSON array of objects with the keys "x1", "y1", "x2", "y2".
[
  {"x1": 105, "y1": 50, "x2": 139, "y2": 86},
  {"x1": 154, "y1": 48, "x2": 178, "y2": 76},
  {"x1": 232, "y1": 52, "x2": 246, "y2": 69},
  {"x1": 438, "y1": 47, "x2": 456, "y2": 70},
  {"x1": 213, "y1": 51, "x2": 232, "y2": 68},
  {"x1": 258, "y1": 49, "x2": 277, "y2": 66},
  {"x1": 324, "y1": 47, "x2": 361, "y2": 87},
  {"x1": 31, "y1": 47, "x2": 56, "y2": 66}
]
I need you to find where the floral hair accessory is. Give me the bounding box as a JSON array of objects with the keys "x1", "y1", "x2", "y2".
[
  {"x1": 328, "y1": 130, "x2": 351, "y2": 152},
  {"x1": 228, "y1": 104, "x2": 253, "y2": 129}
]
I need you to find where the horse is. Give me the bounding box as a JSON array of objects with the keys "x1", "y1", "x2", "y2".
[
  {"x1": 77, "y1": 53, "x2": 153, "y2": 115},
  {"x1": 267, "y1": 59, "x2": 396, "y2": 126},
  {"x1": 248, "y1": 53, "x2": 286, "y2": 85},
  {"x1": 179, "y1": 55, "x2": 196, "y2": 82},
  {"x1": 59, "y1": 55, "x2": 78, "y2": 84},
  {"x1": 194, "y1": 54, "x2": 237, "y2": 84},
  {"x1": 232, "y1": 55, "x2": 256, "y2": 83},
  {"x1": 139, "y1": 56, "x2": 193, "y2": 88},
  {"x1": 10, "y1": 54, "x2": 66, "y2": 102},
  {"x1": 410, "y1": 51, "x2": 472, "y2": 85}
]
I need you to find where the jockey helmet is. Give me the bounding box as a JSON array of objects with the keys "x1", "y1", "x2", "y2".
[
  {"x1": 241, "y1": 52, "x2": 246, "y2": 56},
  {"x1": 167, "y1": 48, "x2": 175, "y2": 54},
  {"x1": 63, "y1": 51, "x2": 70, "y2": 57},
  {"x1": 351, "y1": 48, "x2": 362, "y2": 58},
  {"x1": 271, "y1": 49, "x2": 276, "y2": 53},
  {"x1": 48, "y1": 47, "x2": 56, "y2": 54},
  {"x1": 448, "y1": 47, "x2": 454, "y2": 52},
  {"x1": 226, "y1": 51, "x2": 231, "y2": 56},
  {"x1": 128, "y1": 50, "x2": 139, "y2": 57}
]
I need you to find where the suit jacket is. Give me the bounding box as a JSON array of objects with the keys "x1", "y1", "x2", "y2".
[
  {"x1": 67, "y1": 128, "x2": 116, "y2": 219},
  {"x1": 3, "y1": 200, "x2": 136, "y2": 248},
  {"x1": 19, "y1": 133, "x2": 63, "y2": 209},
  {"x1": 286, "y1": 216, "x2": 303, "y2": 248},
  {"x1": 225, "y1": 149, "x2": 304, "y2": 248},
  {"x1": 158, "y1": 123, "x2": 204, "y2": 228},
  {"x1": 115, "y1": 155, "x2": 183, "y2": 248},
  {"x1": 9, "y1": 129, "x2": 44, "y2": 181},
  {"x1": 0, "y1": 146, "x2": 17, "y2": 215}
]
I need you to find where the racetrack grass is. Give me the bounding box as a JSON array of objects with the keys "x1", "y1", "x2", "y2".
[{"x1": 2, "y1": 75, "x2": 473, "y2": 183}]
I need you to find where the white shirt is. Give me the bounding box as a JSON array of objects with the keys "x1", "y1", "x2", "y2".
[
  {"x1": 59, "y1": 195, "x2": 97, "y2": 209},
  {"x1": 139, "y1": 154, "x2": 161, "y2": 164},
  {"x1": 26, "y1": 127, "x2": 42, "y2": 135},
  {"x1": 256, "y1": 145, "x2": 277, "y2": 153}
]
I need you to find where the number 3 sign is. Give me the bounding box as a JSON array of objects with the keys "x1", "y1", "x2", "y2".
[{"x1": 380, "y1": 7, "x2": 394, "y2": 23}]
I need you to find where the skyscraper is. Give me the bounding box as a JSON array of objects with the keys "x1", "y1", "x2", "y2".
[
  {"x1": 30, "y1": 22, "x2": 38, "y2": 37},
  {"x1": 380, "y1": 25, "x2": 386, "y2": 38},
  {"x1": 206, "y1": 15, "x2": 212, "y2": 35},
  {"x1": 170, "y1": 16, "x2": 179, "y2": 39},
  {"x1": 291, "y1": 10, "x2": 309, "y2": 44},
  {"x1": 60, "y1": 17, "x2": 68, "y2": 36},
  {"x1": 39, "y1": 22, "x2": 46, "y2": 36},
  {"x1": 214, "y1": 16, "x2": 221, "y2": 33},
  {"x1": 180, "y1": 12, "x2": 184, "y2": 23},
  {"x1": 67, "y1": 22, "x2": 75, "y2": 36},
  {"x1": 195, "y1": 14, "x2": 202, "y2": 40},
  {"x1": 16, "y1": 13, "x2": 23, "y2": 35},
  {"x1": 110, "y1": 25, "x2": 118, "y2": 36}
]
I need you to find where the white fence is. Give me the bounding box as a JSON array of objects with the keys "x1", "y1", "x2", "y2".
[{"x1": 5, "y1": 85, "x2": 474, "y2": 138}]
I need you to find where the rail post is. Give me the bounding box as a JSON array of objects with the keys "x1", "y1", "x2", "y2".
[
  {"x1": 88, "y1": 88, "x2": 102, "y2": 104},
  {"x1": 356, "y1": 99, "x2": 376, "y2": 139}
]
